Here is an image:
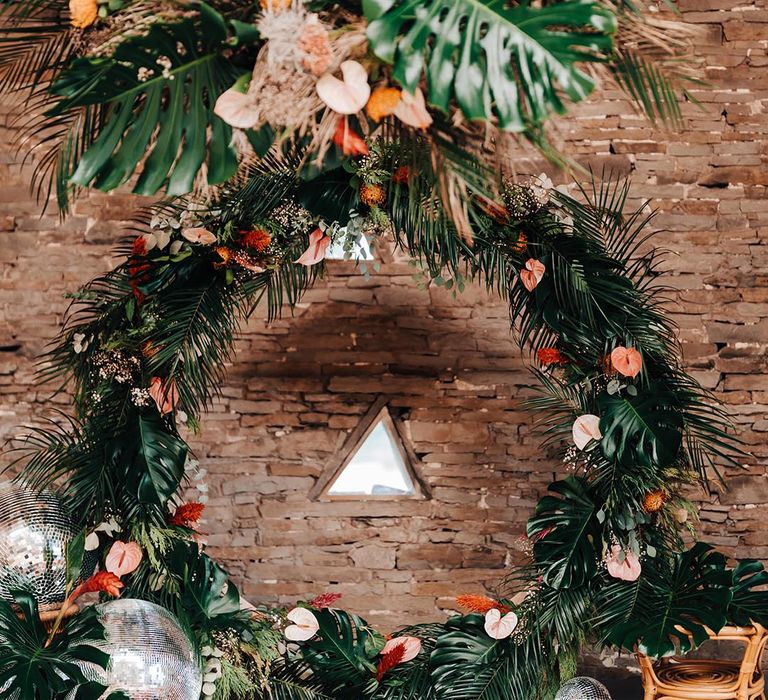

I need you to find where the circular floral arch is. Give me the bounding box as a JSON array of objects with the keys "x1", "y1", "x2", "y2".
[
  {"x1": 0, "y1": 0, "x2": 761, "y2": 696},
  {"x1": 10, "y1": 161, "x2": 758, "y2": 699}
]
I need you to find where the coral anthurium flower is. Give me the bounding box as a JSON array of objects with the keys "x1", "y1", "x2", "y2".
[
  {"x1": 295, "y1": 228, "x2": 331, "y2": 266},
  {"x1": 610, "y1": 346, "x2": 643, "y2": 378},
  {"x1": 181, "y1": 227, "x2": 217, "y2": 245},
  {"x1": 169, "y1": 502, "x2": 205, "y2": 527},
  {"x1": 484, "y1": 608, "x2": 519, "y2": 640},
  {"x1": 520, "y1": 258, "x2": 545, "y2": 292},
  {"x1": 69, "y1": 0, "x2": 97, "y2": 28},
  {"x1": 308, "y1": 592, "x2": 342, "y2": 609},
  {"x1": 572, "y1": 414, "x2": 602, "y2": 450},
  {"x1": 105, "y1": 541, "x2": 143, "y2": 577},
  {"x1": 376, "y1": 636, "x2": 421, "y2": 679},
  {"x1": 605, "y1": 545, "x2": 642, "y2": 582},
  {"x1": 149, "y1": 377, "x2": 179, "y2": 416},
  {"x1": 284, "y1": 607, "x2": 320, "y2": 641},
  {"x1": 455, "y1": 594, "x2": 511, "y2": 615},
  {"x1": 332, "y1": 117, "x2": 369, "y2": 156},
  {"x1": 214, "y1": 88, "x2": 259, "y2": 130},
  {"x1": 367, "y1": 86, "x2": 402, "y2": 122},
  {"x1": 394, "y1": 88, "x2": 432, "y2": 130},
  {"x1": 317, "y1": 60, "x2": 371, "y2": 115}
]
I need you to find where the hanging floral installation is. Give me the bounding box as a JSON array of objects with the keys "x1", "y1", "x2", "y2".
[{"x1": 0, "y1": 0, "x2": 761, "y2": 699}]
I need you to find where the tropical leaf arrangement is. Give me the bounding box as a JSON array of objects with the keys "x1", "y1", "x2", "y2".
[{"x1": 0, "y1": 0, "x2": 759, "y2": 699}]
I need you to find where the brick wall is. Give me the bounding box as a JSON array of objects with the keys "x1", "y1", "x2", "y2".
[{"x1": 1, "y1": 2, "x2": 767, "y2": 634}]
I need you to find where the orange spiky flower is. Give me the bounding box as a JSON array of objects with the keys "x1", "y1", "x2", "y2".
[
  {"x1": 455, "y1": 594, "x2": 510, "y2": 615},
  {"x1": 376, "y1": 641, "x2": 406, "y2": 681},
  {"x1": 537, "y1": 348, "x2": 569, "y2": 366},
  {"x1": 169, "y1": 502, "x2": 205, "y2": 528},
  {"x1": 360, "y1": 183, "x2": 386, "y2": 207},
  {"x1": 240, "y1": 228, "x2": 272, "y2": 252},
  {"x1": 70, "y1": 571, "x2": 124, "y2": 602}
]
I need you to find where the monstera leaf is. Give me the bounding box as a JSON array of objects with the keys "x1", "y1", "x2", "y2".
[
  {"x1": 527, "y1": 476, "x2": 602, "y2": 590},
  {"x1": 301, "y1": 609, "x2": 384, "y2": 697},
  {"x1": 606, "y1": 543, "x2": 732, "y2": 658},
  {"x1": 363, "y1": 0, "x2": 616, "y2": 131},
  {"x1": 728, "y1": 560, "x2": 768, "y2": 628},
  {"x1": 599, "y1": 390, "x2": 684, "y2": 469},
  {"x1": 134, "y1": 414, "x2": 188, "y2": 506},
  {"x1": 47, "y1": 3, "x2": 252, "y2": 197},
  {"x1": 0, "y1": 593, "x2": 126, "y2": 700}
]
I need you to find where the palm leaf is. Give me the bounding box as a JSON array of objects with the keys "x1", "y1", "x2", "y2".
[{"x1": 364, "y1": 0, "x2": 617, "y2": 131}]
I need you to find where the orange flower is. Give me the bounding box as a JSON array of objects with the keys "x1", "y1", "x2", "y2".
[
  {"x1": 169, "y1": 502, "x2": 205, "y2": 527},
  {"x1": 455, "y1": 594, "x2": 510, "y2": 615},
  {"x1": 360, "y1": 183, "x2": 386, "y2": 207},
  {"x1": 70, "y1": 571, "x2": 124, "y2": 602},
  {"x1": 240, "y1": 228, "x2": 272, "y2": 252},
  {"x1": 332, "y1": 117, "x2": 368, "y2": 157},
  {"x1": 512, "y1": 231, "x2": 528, "y2": 254},
  {"x1": 128, "y1": 236, "x2": 151, "y2": 303},
  {"x1": 69, "y1": 0, "x2": 97, "y2": 28},
  {"x1": 392, "y1": 166, "x2": 410, "y2": 185},
  {"x1": 214, "y1": 246, "x2": 233, "y2": 268},
  {"x1": 141, "y1": 340, "x2": 159, "y2": 358},
  {"x1": 367, "y1": 87, "x2": 402, "y2": 122},
  {"x1": 537, "y1": 348, "x2": 569, "y2": 366}
]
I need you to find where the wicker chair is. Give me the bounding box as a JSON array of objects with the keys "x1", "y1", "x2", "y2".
[{"x1": 637, "y1": 624, "x2": 768, "y2": 700}]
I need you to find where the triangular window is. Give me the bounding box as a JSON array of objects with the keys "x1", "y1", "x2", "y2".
[{"x1": 311, "y1": 399, "x2": 428, "y2": 501}]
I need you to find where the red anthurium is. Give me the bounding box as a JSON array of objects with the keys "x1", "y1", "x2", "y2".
[{"x1": 332, "y1": 117, "x2": 368, "y2": 157}]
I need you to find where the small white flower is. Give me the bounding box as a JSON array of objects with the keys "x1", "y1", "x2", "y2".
[
  {"x1": 530, "y1": 173, "x2": 554, "y2": 206},
  {"x1": 95, "y1": 516, "x2": 121, "y2": 536},
  {"x1": 137, "y1": 66, "x2": 154, "y2": 82}
]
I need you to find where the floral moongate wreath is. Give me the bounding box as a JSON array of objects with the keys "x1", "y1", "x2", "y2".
[
  {"x1": 0, "y1": 0, "x2": 761, "y2": 698},
  {"x1": 4, "y1": 149, "x2": 765, "y2": 699}
]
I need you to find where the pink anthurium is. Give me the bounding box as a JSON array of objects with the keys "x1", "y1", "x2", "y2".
[
  {"x1": 316, "y1": 60, "x2": 371, "y2": 115},
  {"x1": 295, "y1": 228, "x2": 331, "y2": 266},
  {"x1": 572, "y1": 414, "x2": 602, "y2": 450},
  {"x1": 105, "y1": 541, "x2": 143, "y2": 577},
  {"x1": 284, "y1": 607, "x2": 320, "y2": 641},
  {"x1": 611, "y1": 346, "x2": 643, "y2": 378},
  {"x1": 381, "y1": 635, "x2": 422, "y2": 663},
  {"x1": 181, "y1": 227, "x2": 217, "y2": 245},
  {"x1": 394, "y1": 88, "x2": 433, "y2": 130},
  {"x1": 149, "y1": 377, "x2": 179, "y2": 416},
  {"x1": 520, "y1": 259, "x2": 545, "y2": 292},
  {"x1": 484, "y1": 608, "x2": 519, "y2": 640},
  {"x1": 605, "y1": 545, "x2": 642, "y2": 582}
]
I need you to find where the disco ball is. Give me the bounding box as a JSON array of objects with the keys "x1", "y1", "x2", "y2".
[
  {"x1": 0, "y1": 481, "x2": 96, "y2": 608},
  {"x1": 91, "y1": 598, "x2": 202, "y2": 700},
  {"x1": 555, "y1": 677, "x2": 613, "y2": 700}
]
